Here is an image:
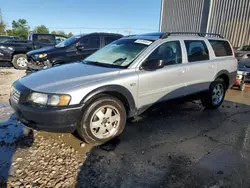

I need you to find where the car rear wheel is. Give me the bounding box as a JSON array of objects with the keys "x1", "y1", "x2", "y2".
[
  {"x1": 76, "y1": 95, "x2": 126, "y2": 145},
  {"x1": 12, "y1": 54, "x2": 28, "y2": 70},
  {"x1": 201, "y1": 78, "x2": 226, "y2": 109}
]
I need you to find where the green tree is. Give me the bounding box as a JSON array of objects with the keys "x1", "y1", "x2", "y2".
[
  {"x1": 0, "y1": 21, "x2": 6, "y2": 35},
  {"x1": 8, "y1": 19, "x2": 30, "y2": 39},
  {"x1": 34, "y1": 25, "x2": 49, "y2": 33},
  {"x1": 56, "y1": 30, "x2": 67, "y2": 37},
  {"x1": 51, "y1": 30, "x2": 57, "y2": 34},
  {"x1": 68, "y1": 32, "x2": 73, "y2": 38},
  {"x1": 6, "y1": 29, "x2": 13, "y2": 36}
]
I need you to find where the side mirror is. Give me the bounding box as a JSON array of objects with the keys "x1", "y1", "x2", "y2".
[
  {"x1": 76, "y1": 42, "x2": 84, "y2": 51},
  {"x1": 141, "y1": 59, "x2": 165, "y2": 70}
]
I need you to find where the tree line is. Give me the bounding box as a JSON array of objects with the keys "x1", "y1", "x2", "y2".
[{"x1": 0, "y1": 18, "x2": 73, "y2": 39}]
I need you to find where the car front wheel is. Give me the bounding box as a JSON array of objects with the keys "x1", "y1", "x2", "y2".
[
  {"x1": 201, "y1": 78, "x2": 226, "y2": 109},
  {"x1": 76, "y1": 95, "x2": 126, "y2": 145},
  {"x1": 12, "y1": 54, "x2": 28, "y2": 70}
]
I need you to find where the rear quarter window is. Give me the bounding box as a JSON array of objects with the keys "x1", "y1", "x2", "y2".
[
  {"x1": 208, "y1": 40, "x2": 233, "y2": 57},
  {"x1": 34, "y1": 35, "x2": 55, "y2": 44}
]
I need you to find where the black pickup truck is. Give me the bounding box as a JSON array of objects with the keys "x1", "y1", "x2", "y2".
[
  {"x1": 0, "y1": 33, "x2": 67, "y2": 69},
  {"x1": 0, "y1": 36, "x2": 19, "y2": 42},
  {"x1": 26, "y1": 33, "x2": 123, "y2": 72}
]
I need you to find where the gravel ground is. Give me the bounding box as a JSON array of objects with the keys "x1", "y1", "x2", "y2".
[
  {"x1": 0, "y1": 68, "x2": 92, "y2": 187},
  {"x1": 1, "y1": 67, "x2": 250, "y2": 188},
  {"x1": 0, "y1": 67, "x2": 25, "y2": 104},
  {"x1": 0, "y1": 104, "x2": 91, "y2": 188}
]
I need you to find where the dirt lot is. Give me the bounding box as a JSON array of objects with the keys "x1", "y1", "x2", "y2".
[{"x1": 1, "y1": 67, "x2": 250, "y2": 188}]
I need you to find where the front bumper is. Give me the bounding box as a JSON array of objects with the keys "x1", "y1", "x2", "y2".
[
  {"x1": 10, "y1": 81, "x2": 83, "y2": 133},
  {"x1": 10, "y1": 99, "x2": 83, "y2": 133},
  {"x1": 27, "y1": 55, "x2": 52, "y2": 71}
]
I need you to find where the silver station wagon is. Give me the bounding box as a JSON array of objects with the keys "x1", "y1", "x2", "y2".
[{"x1": 10, "y1": 32, "x2": 237, "y2": 145}]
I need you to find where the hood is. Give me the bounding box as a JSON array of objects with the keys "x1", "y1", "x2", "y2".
[
  {"x1": 19, "y1": 63, "x2": 120, "y2": 93},
  {"x1": 235, "y1": 50, "x2": 250, "y2": 54},
  {"x1": 238, "y1": 59, "x2": 250, "y2": 67},
  {"x1": 27, "y1": 46, "x2": 56, "y2": 55}
]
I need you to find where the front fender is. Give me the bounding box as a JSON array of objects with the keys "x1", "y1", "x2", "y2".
[{"x1": 81, "y1": 85, "x2": 137, "y2": 117}]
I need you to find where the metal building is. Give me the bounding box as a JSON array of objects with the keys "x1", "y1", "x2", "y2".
[{"x1": 159, "y1": 0, "x2": 250, "y2": 47}]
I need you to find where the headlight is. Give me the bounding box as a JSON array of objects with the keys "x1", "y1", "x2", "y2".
[
  {"x1": 34, "y1": 53, "x2": 47, "y2": 59},
  {"x1": 29, "y1": 92, "x2": 71, "y2": 106}
]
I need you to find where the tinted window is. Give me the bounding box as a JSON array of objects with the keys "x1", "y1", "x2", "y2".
[
  {"x1": 80, "y1": 36, "x2": 100, "y2": 49},
  {"x1": 147, "y1": 41, "x2": 182, "y2": 66},
  {"x1": 209, "y1": 40, "x2": 233, "y2": 57},
  {"x1": 104, "y1": 36, "x2": 117, "y2": 45},
  {"x1": 185, "y1": 40, "x2": 209, "y2": 62},
  {"x1": 55, "y1": 35, "x2": 81, "y2": 48},
  {"x1": 35, "y1": 35, "x2": 55, "y2": 44}
]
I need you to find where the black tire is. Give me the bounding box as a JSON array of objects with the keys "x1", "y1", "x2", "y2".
[
  {"x1": 12, "y1": 54, "x2": 28, "y2": 70},
  {"x1": 76, "y1": 95, "x2": 126, "y2": 145},
  {"x1": 201, "y1": 78, "x2": 226, "y2": 109}
]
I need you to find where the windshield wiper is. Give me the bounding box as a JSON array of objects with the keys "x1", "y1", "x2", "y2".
[
  {"x1": 113, "y1": 57, "x2": 127, "y2": 65},
  {"x1": 84, "y1": 61, "x2": 125, "y2": 69}
]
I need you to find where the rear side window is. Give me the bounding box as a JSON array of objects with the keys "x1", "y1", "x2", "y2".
[
  {"x1": 209, "y1": 40, "x2": 233, "y2": 57},
  {"x1": 80, "y1": 36, "x2": 100, "y2": 49},
  {"x1": 104, "y1": 36, "x2": 117, "y2": 45},
  {"x1": 35, "y1": 35, "x2": 55, "y2": 44},
  {"x1": 184, "y1": 40, "x2": 209, "y2": 62}
]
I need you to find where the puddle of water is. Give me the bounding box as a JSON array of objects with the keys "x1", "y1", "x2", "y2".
[
  {"x1": 0, "y1": 104, "x2": 24, "y2": 144},
  {"x1": 37, "y1": 131, "x2": 92, "y2": 155}
]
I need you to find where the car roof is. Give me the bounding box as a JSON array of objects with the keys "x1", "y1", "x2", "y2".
[
  {"x1": 123, "y1": 32, "x2": 164, "y2": 41},
  {"x1": 76, "y1": 32, "x2": 123, "y2": 38},
  {"x1": 122, "y1": 32, "x2": 228, "y2": 41}
]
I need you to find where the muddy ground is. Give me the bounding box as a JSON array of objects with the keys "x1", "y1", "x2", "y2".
[{"x1": 0, "y1": 67, "x2": 250, "y2": 188}]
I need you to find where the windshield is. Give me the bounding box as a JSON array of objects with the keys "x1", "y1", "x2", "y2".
[
  {"x1": 55, "y1": 35, "x2": 80, "y2": 48},
  {"x1": 83, "y1": 38, "x2": 152, "y2": 68},
  {"x1": 238, "y1": 45, "x2": 250, "y2": 51},
  {"x1": 0, "y1": 37, "x2": 11, "y2": 43}
]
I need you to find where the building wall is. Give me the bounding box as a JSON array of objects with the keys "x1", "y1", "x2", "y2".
[
  {"x1": 207, "y1": 0, "x2": 250, "y2": 47},
  {"x1": 160, "y1": 0, "x2": 250, "y2": 47}
]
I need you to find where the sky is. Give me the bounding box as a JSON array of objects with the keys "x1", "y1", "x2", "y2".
[{"x1": 1, "y1": 0, "x2": 162, "y2": 35}]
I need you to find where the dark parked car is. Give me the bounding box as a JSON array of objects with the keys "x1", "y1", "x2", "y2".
[
  {"x1": 238, "y1": 59, "x2": 250, "y2": 79},
  {"x1": 0, "y1": 36, "x2": 19, "y2": 43},
  {"x1": 26, "y1": 32, "x2": 123, "y2": 72},
  {"x1": 0, "y1": 33, "x2": 67, "y2": 69},
  {"x1": 235, "y1": 45, "x2": 250, "y2": 61}
]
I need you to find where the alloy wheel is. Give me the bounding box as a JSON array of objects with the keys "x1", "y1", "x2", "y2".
[{"x1": 90, "y1": 105, "x2": 121, "y2": 139}]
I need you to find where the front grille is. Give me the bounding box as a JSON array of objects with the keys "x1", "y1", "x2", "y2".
[{"x1": 10, "y1": 86, "x2": 21, "y2": 103}]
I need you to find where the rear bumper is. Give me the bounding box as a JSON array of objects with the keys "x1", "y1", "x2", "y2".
[{"x1": 10, "y1": 98, "x2": 83, "y2": 133}]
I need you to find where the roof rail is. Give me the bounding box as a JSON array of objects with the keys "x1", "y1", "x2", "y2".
[
  {"x1": 161, "y1": 32, "x2": 223, "y2": 39},
  {"x1": 123, "y1": 34, "x2": 137, "y2": 38}
]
